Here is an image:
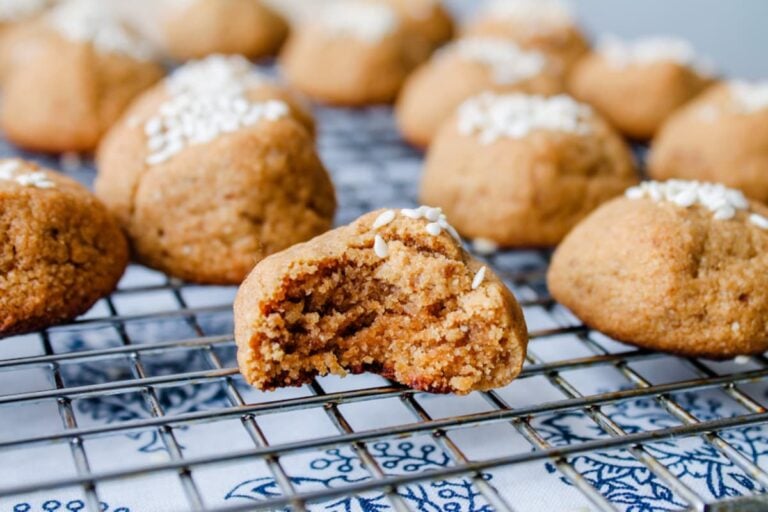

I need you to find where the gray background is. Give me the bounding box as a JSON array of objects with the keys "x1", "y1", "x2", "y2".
[{"x1": 448, "y1": 0, "x2": 768, "y2": 79}]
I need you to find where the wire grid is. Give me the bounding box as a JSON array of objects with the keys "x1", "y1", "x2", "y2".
[{"x1": 1, "y1": 104, "x2": 768, "y2": 512}]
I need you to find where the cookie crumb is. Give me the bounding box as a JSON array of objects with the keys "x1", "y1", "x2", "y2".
[
  {"x1": 472, "y1": 266, "x2": 487, "y2": 290},
  {"x1": 374, "y1": 234, "x2": 389, "y2": 258},
  {"x1": 457, "y1": 92, "x2": 593, "y2": 144},
  {"x1": 734, "y1": 355, "x2": 750, "y2": 365},
  {"x1": 372, "y1": 209, "x2": 396, "y2": 229}
]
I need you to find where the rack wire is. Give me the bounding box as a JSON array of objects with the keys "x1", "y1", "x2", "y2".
[{"x1": 1, "y1": 104, "x2": 768, "y2": 512}]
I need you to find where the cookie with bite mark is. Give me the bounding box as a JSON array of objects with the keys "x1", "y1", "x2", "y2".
[{"x1": 235, "y1": 207, "x2": 528, "y2": 394}]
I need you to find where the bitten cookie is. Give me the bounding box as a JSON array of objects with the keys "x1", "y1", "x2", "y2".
[
  {"x1": 0, "y1": 0, "x2": 163, "y2": 153},
  {"x1": 420, "y1": 93, "x2": 637, "y2": 246},
  {"x1": 163, "y1": 0, "x2": 288, "y2": 61},
  {"x1": 463, "y1": 0, "x2": 588, "y2": 74},
  {"x1": 96, "y1": 56, "x2": 335, "y2": 285},
  {"x1": 279, "y1": 0, "x2": 422, "y2": 106},
  {"x1": 0, "y1": 159, "x2": 128, "y2": 336},
  {"x1": 568, "y1": 35, "x2": 713, "y2": 140},
  {"x1": 548, "y1": 181, "x2": 768, "y2": 359},
  {"x1": 234, "y1": 207, "x2": 528, "y2": 394},
  {"x1": 396, "y1": 37, "x2": 565, "y2": 148},
  {"x1": 649, "y1": 81, "x2": 768, "y2": 203}
]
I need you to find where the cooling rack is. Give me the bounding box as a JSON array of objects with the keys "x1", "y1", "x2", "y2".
[{"x1": 1, "y1": 103, "x2": 768, "y2": 512}]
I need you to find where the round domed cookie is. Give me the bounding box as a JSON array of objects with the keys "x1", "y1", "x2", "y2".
[
  {"x1": 234, "y1": 206, "x2": 528, "y2": 394},
  {"x1": 548, "y1": 180, "x2": 768, "y2": 359},
  {"x1": 568, "y1": 35, "x2": 714, "y2": 140},
  {"x1": 380, "y1": 0, "x2": 454, "y2": 61},
  {"x1": 649, "y1": 81, "x2": 768, "y2": 203},
  {"x1": 463, "y1": 0, "x2": 589, "y2": 74},
  {"x1": 162, "y1": 0, "x2": 288, "y2": 61},
  {"x1": 396, "y1": 36, "x2": 565, "y2": 148},
  {"x1": 420, "y1": 92, "x2": 637, "y2": 246},
  {"x1": 96, "y1": 58, "x2": 335, "y2": 285},
  {"x1": 0, "y1": 159, "x2": 128, "y2": 336},
  {"x1": 279, "y1": 0, "x2": 421, "y2": 106},
  {"x1": 0, "y1": 0, "x2": 163, "y2": 153}
]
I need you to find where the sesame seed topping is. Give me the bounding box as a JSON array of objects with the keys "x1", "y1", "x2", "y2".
[
  {"x1": 483, "y1": 0, "x2": 573, "y2": 28},
  {"x1": 0, "y1": 0, "x2": 49, "y2": 23},
  {"x1": 472, "y1": 266, "x2": 487, "y2": 290},
  {"x1": 372, "y1": 209, "x2": 396, "y2": 229},
  {"x1": 313, "y1": 1, "x2": 398, "y2": 43},
  {"x1": 47, "y1": 0, "x2": 155, "y2": 60},
  {"x1": 598, "y1": 35, "x2": 712, "y2": 74},
  {"x1": 457, "y1": 93, "x2": 593, "y2": 144},
  {"x1": 373, "y1": 234, "x2": 389, "y2": 258},
  {"x1": 734, "y1": 355, "x2": 750, "y2": 365},
  {"x1": 167, "y1": 55, "x2": 268, "y2": 98},
  {"x1": 624, "y1": 180, "x2": 757, "y2": 222},
  {"x1": 399, "y1": 206, "x2": 462, "y2": 242},
  {"x1": 446, "y1": 37, "x2": 547, "y2": 85},
  {"x1": 729, "y1": 80, "x2": 768, "y2": 113},
  {"x1": 425, "y1": 222, "x2": 442, "y2": 236},
  {"x1": 749, "y1": 213, "x2": 768, "y2": 230},
  {"x1": 0, "y1": 160, "x2": 55, "y2": 189},
  {"x1": 473, "y1": 238, "x2": 499, "y2": 255}
]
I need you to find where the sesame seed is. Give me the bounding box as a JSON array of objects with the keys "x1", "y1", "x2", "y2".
[
  {"x1": 473, "y1": 238, "x2": 499, "y2": 255},
  {"x1": 472, "y1": 266, "x2": 487, "y2": 290},
  {"x1": 373, "y1": 235, "x2": 389, "y2": 258},
  {"x1": 372, "y1": 209, "x2": 396, "y2": 229},
  {"x1": 749, "y1": 213, "x2": 768, "y2": 230},
  {"x1": 400, "y1": 208, "x2": 422, "y2": 219},
  {"x1": 734, "y1": 355, "x2": 751, "y2": 365},
  {"x1": 731, "y1": 321, "x2": 741, "y2": 333},
  {"x1": 425, "y1": 222, "x2": 442, "y2": 236}
]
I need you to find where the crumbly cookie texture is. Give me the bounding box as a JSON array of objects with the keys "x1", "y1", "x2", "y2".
[
  {"x1": 567, "y1": 36, "x2": 712, "y2": 140},
  {"x1": 235, "y1": 207, "x2": 528, "y2": 394},
  {"x1": 96, "y1": 72, "x2": 334, "y2": 284},
  {"x1": 0, "y1": 4, "x2": 163, "y2": 152},
  {"x1": 548, "y1": 180, "x2": 768, "y2": 359},
  {"x1": 649, "y1": 82, "x2": 768, "y2": 202},
  {"x1": 421, "y1": 93, "x2": 637, "y2": 246},
  {"x1": 0, "y1": 159, "x2": 128, "y2": 336},
  {"x1": 395, "y1": 40, "x2": 564, "y2": 148},
  {"x1": 163, "y1": 0, "x2": 288, "y2": 60},
  {"x1": 463, "y1": 0, "x2": 588, "y2": 74}
]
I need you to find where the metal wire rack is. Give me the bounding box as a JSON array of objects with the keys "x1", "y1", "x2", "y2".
[{"x1": 1, "y1": 103, "x2": 768, "y2": 512}]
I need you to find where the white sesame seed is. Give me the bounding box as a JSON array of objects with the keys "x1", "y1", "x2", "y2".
[
  {"x1": 734, "y1": 355, "x2": 751, "y2": 365},
  {"x1": 472, "y1": 266, "x2": 487, "y2": 290},
  {"x1": 425, "y1": 222, "x2": 442, "y2": 236},
  {"x1": 749, "y1": 213, "x2": 768, "y2": 230},
  {"x1": 713, "y1": 205, "x2": 736, "y2": 220},
  {"x1": 400, "y1": 208, "x2": 422, "y2": 219},
  {"x1": 425, "y1": 207, "x2": 442, "y2": 222},
  {"x1": 372, "y1": 209, "x2": 396, "y2": 229},
  {"x1": 473, "y1": 238, "x2": 499, "y2": 255},
  {"x1": 373, "y1": 234, "x2": 389, "y2": 258}
]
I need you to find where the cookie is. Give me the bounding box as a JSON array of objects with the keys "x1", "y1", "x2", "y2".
[
  {"x1": 568, "y1": 35, "x2": 713, "y2": 140},
  {"x1": 279, "y1": 0, "x2": 422, "y2": 106},
  {"x1": 0, "y1": 0, "x2": 51, "y2": 79},
  {"x1": 463, "y1": 0, "x2": 588, "y2": 74},
  {"x1": 381, "y1": 0, "x2": 454, "y2": 62},
  {"x1": 0, "y1": 159, "x2": 128, "y2": 336},
  {"x1": 96, "y1": 57, "x2": 335, "y2": 285},
  {"x1": 420, "y1": 93, "x2": 637, "y2": 246},
  {"x1": 649, "y1": 81, "x2": 768, "y2": 203},
  {"x1": 396, "y1": 37, "x2": 565, "y2": 148},
  {"x1": 234, "y1": 207, "x2": 528, "y2": 394},
  {"x1": 163, "y1": 0, "x2": 288, "y2": 61},
  {"x1": 0, "y1": 0, "x2": 163, "y2": 153},
  {"x1": 548, "y1": 180, "x2": 768, "y2": 359}
]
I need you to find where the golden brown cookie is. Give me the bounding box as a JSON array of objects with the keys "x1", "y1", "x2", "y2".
[
  {"x1": 234, "y1": 207, "x2": 528, "y2": 394},
  {"x1": 0, "y1": 0, "x2": 163, "y2": 153},
  {"x1": 0, "y1": 159, "x2": 128, "y2": 336},
  {"x1": 96, "y1": 59, "x2": 335, "y2": 285},
  {"x1": 396, "y1": 37, "x2": 565, "y2": 148},
  {"x1": 568, "y1": 36, "x2": 714, "y2": 140},
  {"x1": 420, "y1": 93, "x2": 637, "y2": 246},
  {"x1": 380, "y1": 0, "x2": 454, "y2": 61},
  {"x1": 463, "y1": 0, "x2": 589, "y2": 74},
  {"x1": 0, "y1": 0, "x2": 51, "y2": 80},
  {"x1": 279, "y1": 1, "x2": 422, "y2": 106},
  {"x1": 163, "y1": 0, "x2": 288, "y2": 61},
  {"x1": 548, "y1": 180, "x2": 768, "y2": 359},
  {"x1": 649, "y1": 81, "x2": 768, "y2": 203}
]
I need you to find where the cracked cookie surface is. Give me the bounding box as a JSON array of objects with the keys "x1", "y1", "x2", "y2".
[
  {"x1": 0, "y1": 159, "x2": 128, "y2": 336},
  {"x1": 235, "y1": 208, "x2": 528, "y2": 394}
]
